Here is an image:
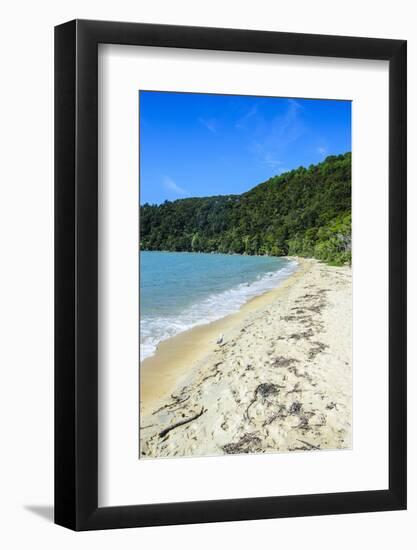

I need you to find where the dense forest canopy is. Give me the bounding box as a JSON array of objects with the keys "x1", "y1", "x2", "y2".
[{"x1": 140, "y1": 152, "x2": 351, "y2": 265}]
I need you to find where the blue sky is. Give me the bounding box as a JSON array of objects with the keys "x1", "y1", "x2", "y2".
[{"x1": 139, "y1": 91, "x2": 351, "y2": 205}]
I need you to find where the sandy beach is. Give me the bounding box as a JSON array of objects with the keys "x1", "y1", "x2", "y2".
[{"x1": 140, "y1": 258, "x2": 352, "y2": 458}]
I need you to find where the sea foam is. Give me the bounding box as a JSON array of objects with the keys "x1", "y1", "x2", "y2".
[{"x1": 140, "y1": 259, "x2": 297, "y2": 360}]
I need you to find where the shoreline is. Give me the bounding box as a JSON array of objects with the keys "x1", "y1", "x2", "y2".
[
  {"x1": 140, "y1": 253, "x2": 297, "y2": 361},
  {"x1": 140, "y1": 257, "x2": 303, "y2": 415},
  {"x1": 140, "y1": 258, "x2": 352, "y2": 458}
]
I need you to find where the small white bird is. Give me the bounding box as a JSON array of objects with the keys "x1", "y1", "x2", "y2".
[{"x1": 216, "y1": 334, "x2": 224, "y2": 345}]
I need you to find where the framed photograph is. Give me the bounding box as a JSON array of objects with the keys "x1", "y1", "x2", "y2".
[{"x1": 55, "y1": 20, "x2": 406, "y2": 530}]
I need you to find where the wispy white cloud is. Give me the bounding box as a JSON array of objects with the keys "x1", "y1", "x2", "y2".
[
  {"x1": 263, "y1": 153, "x2": 283, "y2": 168},
  {"x1": 317, "y1": 145, "x2": 327, "y2": 155},
  {"x1": 199, "y1": 117, "x2": 217, "y2": 133},
  {"x1": 240, "y1": 99, "x2": 305, "y2": 170},
  {"x1": 250, "y1": 144, "x2": 283, "y2": 168},
  {"x1": 163, "y1": 176, "x2": 188, "y2": 197},
  {"x1": 235, "y1": 104, "x2": 259, "y2": 129}
]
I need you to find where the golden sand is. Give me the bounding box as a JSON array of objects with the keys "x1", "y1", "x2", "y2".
[{"x1": 140, "y1": 258, "x2": 352, "y2": 458}]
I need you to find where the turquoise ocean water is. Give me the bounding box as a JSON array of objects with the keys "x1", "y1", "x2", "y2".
[{"x1": 140, "y1": 251, "x2": 297, "y2": 360}]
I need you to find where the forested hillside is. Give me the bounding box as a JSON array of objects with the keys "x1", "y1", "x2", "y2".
[{"x1": 140, "y1": 152, "x2": 351, "y2": 265}]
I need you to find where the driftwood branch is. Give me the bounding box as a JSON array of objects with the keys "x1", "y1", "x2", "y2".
[
  {"x1": 201, "y1": 369, "x2": 220, "y2": 383},
  {"x1": 152, "y1": 395, "x2": 190, "y2": 415},
  {"x1": 296, "y1": 439, "x2": 320, "y2": 450},
  {"x1": 286, "y1": 382, "x2": 302, "y2": 396},
  {"x1": 159, "y1": 407, "x2": 205, "y2": 438}
]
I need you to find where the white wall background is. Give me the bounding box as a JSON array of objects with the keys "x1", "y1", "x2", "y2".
[{"x1": 0, "y1": 0, "x2": 414, "y2": 548}]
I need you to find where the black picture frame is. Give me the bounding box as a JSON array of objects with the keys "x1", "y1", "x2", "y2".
[{"x1": 55, "y1": 19, "x2": 407, "y2": 531}]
